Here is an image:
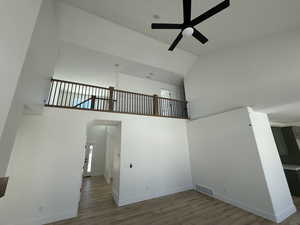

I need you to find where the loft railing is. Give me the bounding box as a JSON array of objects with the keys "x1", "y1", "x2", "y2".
[{"x1": 45, "y1": 79, "x2": 188, "y2": 119}]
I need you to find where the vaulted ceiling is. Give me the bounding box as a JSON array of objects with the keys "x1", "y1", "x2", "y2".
[{"x1": 63, "y1": 0, "x2": 300, "y2": 56}]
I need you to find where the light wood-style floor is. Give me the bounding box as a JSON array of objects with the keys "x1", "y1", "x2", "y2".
[{"x1": 48, "y1": 176, "x2": 300, "y2": 225}]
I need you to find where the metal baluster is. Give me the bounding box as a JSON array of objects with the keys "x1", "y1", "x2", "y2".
[
  {"x1": 51, "y1": 80, "x2": 58, "y2": 105},
  {"x1": 68, "y1": 84, "x2": 73, "y2": 107},
  {"x1": 59, "y1": 82, "x2": 65, "y2": 106},
  {"x1": 72, "y1": 84, "x2": 78, "y2": 107},
  {"x1": 47, "y1": 80, "x2": 54, "y2": 105},
  {"x1": 123, "y1": 92, "x2": 125, "y2": 113},
  {"x1": 100, "y1": 89, "x2": 103, "y2": 110},
  {"x1": 64, "y1": 83, "x2": 69, "y2": 106},
  {"x1": 95, "y1": 88, "x2": 99, "y2": 110},
  {"x1": 55, "y1": 81, "x2": 61, "y2": 106},
  {"x1": 85, "y1": 85, "x2": 89, "y2": 109}
]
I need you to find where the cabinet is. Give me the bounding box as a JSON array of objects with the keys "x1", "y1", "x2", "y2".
[{"x1": 283, "y1": 165, "x2": 300, "y2": 197}]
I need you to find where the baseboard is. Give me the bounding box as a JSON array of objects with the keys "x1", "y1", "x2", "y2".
[
  {"x1": 213, "y1": 192, "x2": 296, "y2": 223},
  {"x1": 113, "y1": 189, "x2": 119, "y2": 206},
  {"x1": 274, "y1": 205, "x2": 297, "y2": 223},
  {"x1": 118, "y1": 184, "x2": 193, "y2": 207},
  {"x1": 6, "y1": 209, "x2": 78, "y2": 225}
]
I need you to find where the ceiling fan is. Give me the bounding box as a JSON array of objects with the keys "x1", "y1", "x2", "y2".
[{"x1": 151, "y1": 0, "x2": 230, "y2": 51}]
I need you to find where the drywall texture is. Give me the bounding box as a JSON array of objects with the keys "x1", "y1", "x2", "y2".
[
  {"x1": 185, "y1": 29, "x2": 300, "y2": 120},
  {"x1": 187, "y1": 107, "x2": 295, "y2": 222},
  {"x1": 0, "y1": 108, "x2": 192, "y2": 225},
  {"x1": 0, "y1": 0, "x2": 42, "y2": 177}
]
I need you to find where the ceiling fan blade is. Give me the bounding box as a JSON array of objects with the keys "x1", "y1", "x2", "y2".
[
  {"x1": 151, "y1": 23, "x2": 182, "y2": 29},
  {"x1": 168, "y1": 33, "x2": 183, "y2": 51},
  {"x1": 192, "y1": 29, "x2": 208, "y2": 44},
  {"x1": 190, "y1": 0, "x2": 230, "y2": 26},
  {"x1": 183, "y1": 0, "x2": 191, "y2": 23}
]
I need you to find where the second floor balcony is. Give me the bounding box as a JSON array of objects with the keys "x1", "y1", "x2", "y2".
[{"x1": 45, "y1": 79, "x2": 188, "y2": 119}]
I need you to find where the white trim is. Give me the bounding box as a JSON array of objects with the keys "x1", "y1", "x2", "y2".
[
  {"x1": 118, "y1": 185, "x2": 193, "y2": 207},
  {"x1": 213, "y1": 193, "x2": 276, "y2": 221},
  {"x1": 213, "y1": 192, "x2": 296, "y2": 223},
  {"x1": 274, "y1": 205, "x2": 297, "y2": 223},
  {"x1": 113, "y1": 189, "x2": 119, "y2": 206}
]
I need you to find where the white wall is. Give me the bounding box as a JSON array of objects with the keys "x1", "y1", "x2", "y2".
[
  {"x1": 54, "y1": 70, "x2": 182, "y2": 100},
  {"x1": 0, "y1": 108, "x2": 192, "y2": 225},
  {"x1": 187, "y1": 107, "x2": 295, "y2": 222},
  {"x1": 106, "y1": 125, "x2": 122, "y2": 203},
  {"x1": 86, "y1": 126, "x2": 107, "y2": 176},
  {"x1": 54, "y1": 42, "x2": 118, "y2": 88},
  {"x1": 0, "y1": 0, "x2": 59, "y2": 178},
  {"x1": 56, "y1": 2, "x2": 197, "y2": 75},
  {"x1": 117, "y1": 73, "x2": 183, "y2": 100},
  {"x1": 104, "y1": 126, "x2": 118, "y2": 184},
  {"x1": 19, "y1": 0, "x2": 59, "y2": 112},
  {"x1": 93, "y1": 129, "x2": 106, "y2": 176},
  {"x1": 185, "y1": 28, "x2": 300, "y2": 120},
  {"x1": 54, "y1": 42, "x2": 184, "y2": 99},
  {"x1": 0, "y1": 0, "x2": 42, "y2": 177},
  {"x1": 248, "y1": 109, "x2": 295, "y2": 222}
]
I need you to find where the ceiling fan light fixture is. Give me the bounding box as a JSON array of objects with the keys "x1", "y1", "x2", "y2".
[
  {"x1": 151, "y1": 0, "x2": 230, "y2": 51},
  {"x1": 182, "y1": 27, "x2": 194, "y2": 37}
]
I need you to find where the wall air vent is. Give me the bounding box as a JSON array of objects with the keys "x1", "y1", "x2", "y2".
[{"x1": 195, "y1": 184, "x2": 214, "y2": 196}]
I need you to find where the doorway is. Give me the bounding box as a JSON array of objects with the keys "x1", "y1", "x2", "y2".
[{"x1": 80, "y1": 120, "x2": 121, "y2": 209}]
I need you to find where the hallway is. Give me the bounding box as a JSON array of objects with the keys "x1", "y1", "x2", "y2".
[{"x1": 48, "y1": 176, "x2": 300, "y2": 225}]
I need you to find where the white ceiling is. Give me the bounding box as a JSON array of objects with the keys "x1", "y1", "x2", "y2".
[
  {"x1": 54, "y1": 41, "x2": 183, "y2": 86},
  {"x1": 184, "y1": 26, "x2": 300, "y2": 123},
  {"x1": 62, "y1": 0, "x2": 300, "y2": 56},
  {"x1": 261, "y1": 102, "x2": 300, "y2": 124}
]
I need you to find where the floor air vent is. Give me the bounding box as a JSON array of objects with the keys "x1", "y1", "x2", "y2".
[{"x1": 195, "y1": 184, "x2": 214, "y2": 196}]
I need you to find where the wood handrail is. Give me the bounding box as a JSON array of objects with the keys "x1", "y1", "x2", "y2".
[
  {"x1": 157, "y1": 96, "x2": 187, "y2": 103},
  {"x1": 114, "y1": 88, "x2": 154, "y2": 98},
  {"x1": 51, "y1": 78, "x2": 110, "y2": 90},
  {"x1": 51, "y1": 78, "x2": 186, "y2": 103},
  {"x1": 74, "y1": 97, "x2": 92, "y2": 108},
  {"x1": 46, "y1": 78, "x2": 188, "y2": 119},
  {"x1": 95, "y1": 97, "x2": 117, "y2": 102},
  {"x1": 74, "y1": 97, "x2": 117, "y2": 108}
]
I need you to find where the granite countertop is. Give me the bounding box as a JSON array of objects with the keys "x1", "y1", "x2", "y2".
[{"x1": 283, "y1": 164, "x2": 300, "y2": 171}]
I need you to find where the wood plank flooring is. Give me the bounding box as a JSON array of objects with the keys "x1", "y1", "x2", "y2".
[{"x1": 48, "y1": 176, "x2": 300, "y2": 225}]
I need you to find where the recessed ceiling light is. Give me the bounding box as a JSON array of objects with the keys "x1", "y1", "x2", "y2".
[{"x1": 153, "y1": 14, "x2": 160, "y2": 19}]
